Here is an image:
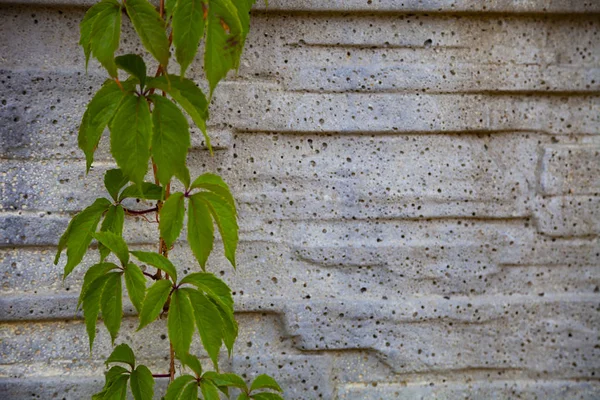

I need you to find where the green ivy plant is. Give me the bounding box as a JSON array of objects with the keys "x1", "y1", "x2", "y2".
[{"x1": 54, "y1": 0, "x2": 284, "y2": 398}]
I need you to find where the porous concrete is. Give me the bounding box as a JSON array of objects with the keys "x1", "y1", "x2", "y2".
[{"x1": 1, "y1": 1, "x2": 599, "y2": 399}]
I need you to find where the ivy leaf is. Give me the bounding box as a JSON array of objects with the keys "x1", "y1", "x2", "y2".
[
  {"x1": 93, "y1": 365, "x2": 130, "y2": 399},
  {"x1": 130, "y1": 365, "x2": 155, "y2": 400},
  {"x1": 104, "y1": 169, "x2": 129, "y2": 201},
  {"x1": 237, "y1": 394, "x2": 250, "y2": 400},
  {"x1": 124, "y1": 263, "x2": 146, "y2": 313},
  {"x1": 179, "y1": 272, "x2": 234, "y2": 313},
  {"x1": 236, "y1": 0, "x2": 255, "y2": 41},
  {"x1": 89, "y1": 0, "x2": 122, "y2": 77},
  {"x1": 168, "y1": 289, "x2": 195, "y2": 357},
  {"x1": 101, "y1": 271, "x2": 123, "y2": 344},
  {"x1": 115, "y1": 54, "x2": 147, "y2": 88},
  {"x1": 190, "y1": 173, "x2": 236, "y2": 212},
  {"x1": 184, "y1": 288, "x2": 223, "y2": 368},
  {"x1": 79, "y1": 0, "x2": 117, "y2": 70},
  {"x1": 83, "y1": 274, "x2": 111, "y2": 350},
  {"x1": 138, "y1": 279, "x2": 172, "y2": 330},
  {"x1": 187, "y1": 193, "x2": 214, "y2": 269},
  {"x1": 215, "y1": 300, "x2": 238, "y2": 354},
  {"x1": 198, "y1": 191, "x2": 239, "y2": 268},
  {"x1": 109, "y1": 94, "x2": 152, "y2": 187},
  {"x1": 124, "y1": 0, "x2": 170, "y2": 67},
  {"x1": 251, "y1": 393, "x2": 284, "y2": 400},
  {"x1": 179, "y1": 353, "x2": 203, "y2": 376},
  {"x1": 103, "y1": 374, "x2": 130, "y2": 399},
  {"x1": 204, "y1": 0, "x2": 243, "y2": 95},
  {"x1": 165, "y1": 375, "x2": 197, "y2": 400},
  {"x1": 149, "y1": 95, "x2": 191, "y2": 186},
  {"x1": 200, "y1": 379, "x2": 220, "y2": 400},
  {"x1": 146, "y1": 75, "x2": 211, "y2": 153},
  {"x1": 105, "y1": 343, "x2": 136, "y2": 369},
  {"x1": 159, "y1": 192, "x2": 185, "y2": 248},
  {"x1": 164, "y1": 0, "x2": 178, "y2": 22},
  {"x1": 250, "y1": 375, "x2": 282, "y2": 393},
  {"x1": 79, "y1": 80, "x2": 129, "y2": 172},
  {"x1": 130, "y1": 251, "x2": 178, "y2": 281},
  {"x1": 119, "y1": 182, "x2": 165, "y2": 201},
  {"x1": 93, "y1": 231, "x2": 129, "y2": 266},
  {"x1": 203, "y1": 372, "x2": 247, "y2": 391},
  {"x1": 172, "y1": 0, "x2": 207, "y2": 75},
  {"x1": 99, "y1": 205, "x2": 125, "y2": 261},
  {"x1": 79, "y1": 262, "x2": 119, "y2": 309},
  {"x1": 55, "y1": 197, "x2": 112, "y2": 277}
]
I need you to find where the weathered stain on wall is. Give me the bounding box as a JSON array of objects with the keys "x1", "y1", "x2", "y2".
[{"x1": 1, "y1": 1, "x2": 599, "y2": 398}]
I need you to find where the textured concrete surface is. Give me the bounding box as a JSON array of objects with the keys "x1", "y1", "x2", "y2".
[{"x1": 1, "y1": 1, "x2": 599, "y2": 399}]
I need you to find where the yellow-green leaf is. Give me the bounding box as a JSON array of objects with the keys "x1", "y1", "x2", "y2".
[
  {"x1": 89, "y1": 0, "x2": 122, "y2": 77},
  {"x1": 124, "y1": 263, "x2": 146, "y2": 313},
  {"x1": 109, "y1": 94, "x2": 152, "y2": 186},
  {"x1": 159, "y1": 192, "x2": 186, "y2": 248},
  {"x1": 187, "y1": 193, "x2": 214, "y2": 269},
  {"x1": 130, "y1": 365, "x2": 155, "y2": 400},
  {"x1": 138, "y1": 279, "x2": 172, "y2": 330},
  {"x1": 150, "y1": 95, "x2": 191, "y2": 186},
  {"x1": 168, "y1": 289, "x2": 195, "y2": 357},
  {"x1": 173, "y1": 0, "x2": 207, "y2": 75},
  {"x1": 101, "y1": 272, "x2": 123, "y2": 343},
  {"x1": 125, "y1": 0, "x2": 170, "y2": 67}
]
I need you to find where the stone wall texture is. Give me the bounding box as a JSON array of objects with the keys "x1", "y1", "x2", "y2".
[{"x1": 1, "y1": 0, "x2": 600, "y2": 399}]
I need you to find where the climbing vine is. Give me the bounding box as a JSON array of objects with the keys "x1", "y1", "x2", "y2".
[{"x1": 54, "y1": 0, "x2": 283, "y2": 398}]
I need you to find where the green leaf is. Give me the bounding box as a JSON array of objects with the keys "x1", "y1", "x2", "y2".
[
  {"x1": 204, "y1": 0, "x2": 243, "y2": 94},
  {"x1": 179, "y1": 353, "x2": 203, "y2": 376},
  {"x1": 90, "y1": 0, "x2": 122, "y2": 77},
  {"x1": 251, "y1": 393, "x2": 284, "y2": 400},
  {"x1": 168, "y1": 289, "x2": 195, "y2": 357},
  {"x1": 179, "y1": 272, "x2": 234, "y2": 312},
  {"x1": 172, "y1": 0, "x2": 207, "y2": 75},
  {"x1": 103, "y1": 374, "x2": 130, "y2": 400},
  {"x1": 109, "y1": 94, "x2": 152, "y2": 186},
  {"x1": 101, "y1": 272, "x2": 123, "y2": 343},
  {"x1": 131, "y1": 251, "x2": 177, "y2": 282},
  {"x1": 198, "y1": 191, "x2": 239, "y2": 268},
  {"x1": 200, "y1": 379, "x2": 221, "y2": 400},
  {"x1": 187, "y1": 193, "x2": 214, "y2": 269},
  {"x1": 165, "y1": 375, "x2": 197, "y2": 400},
  {"x1": 164, "y1": 0, "x2": 178, "y2": 22},
  {"x1": 236, "y1": 0, "x2": 255, "y2": 41},
  {"x1": 124, "y1": 0, "x2": 170, "y2": 67},
  {"x1": 131, "y1": 251, "x2": 178, "y2": 281},
  {"x1": 55, "y1": 197, "x2": 112, "y2": 277},
  {"x1": 105, "y1": 343, "x2": 136, "y2": 369},
  {"x1": 203, "y1": 372, "x2": 247, "y2": 391},
  {"x1": 79, "y1": 80, "x2": 129, "y2": 172},
  {"x1": 119, "y1": 182, "x2": 165, "y2": 201},
  {"x1": 115, "y1": 54, "x2": 147, "y2": 88},
  {"x1": 149, "y1": 95, "x2": 191, "y2": 186},
  {"x1": 93, "y1": 231, "x2": 129, "y2": 266},
  {"x1": 159, "y1": 192, "x2": 186, "y2": 248},
  {"x1": 176, "y1": 165, "x2": 191, "y2": 189},
  {"x1": 93, "y1": 366, "x2": 130, "y2": 400},
  {"x1": 104, "y1": 169, "x2": 129, "y2": 201},
  {"x1": 124, "y1": 263, "x2": 146, "y2": 313},
  {"x1": 237, "y1": 394, "x2": 250, "y2": 400},
  {"x1": 146, "y1": 75, "x2": 211, "y2": 153},
  {"x1": 250, "y1": 375, "x2": 282, "y2": 393},
  {"x1": 130, "y1": 365, "x2": 155, "y2": 400},
  {"x1": 215, "y1": 300, "x2": 238, "y2": 354},
  {"x1": 99, "y1": 205, "x2": 125, "y2": 261},
  {"x1": 184, "y1": 288, "x2": 223, "y2": 369},
  {"x1": 190, "y1": 173, "x2": 236, "y2": 212},
  {"x1": 138, "y1": 279, "x2": 172, "y2": 330},
  {"x1": 83, "y1": 274, "x2": 111, "y2": 350},
  {"x1": 80, "y1": 0, "x2": 117, "y2": 71},
  {"x1": 79, "y1": 262, "x2": 119, "y2": 308}
]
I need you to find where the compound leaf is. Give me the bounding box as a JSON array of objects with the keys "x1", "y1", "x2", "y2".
[
  {"x1": 124, "y1": 263, "x2": 146, "y2": 313},
  {"x1": 131, "y1": 251, "x2": 178, "y2": 281},
  {"x1": 105, "y1": 343, "x2": 136, "y2": 369},
  {"x1": 168, "y1": 289, "x2": 195, "y2": 357},
  {"x1": 115, "y1": 54, "x2": 147, "y2": 88},
  {"x1": 101, "y1": 271, "x2": 123, "y2": 344},
  {"x1": 172, "y1": 0, "x2": 207, "y2": 75}
]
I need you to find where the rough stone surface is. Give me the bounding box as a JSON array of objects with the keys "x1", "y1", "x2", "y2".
[{"x1": 1, "y1": 1, "x2": 599, "y2": 399}]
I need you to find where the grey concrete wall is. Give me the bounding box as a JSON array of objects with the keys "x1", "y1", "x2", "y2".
[{"x1": 1, "y1": 1, "x2": 599, "y2": 399}]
